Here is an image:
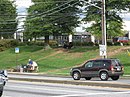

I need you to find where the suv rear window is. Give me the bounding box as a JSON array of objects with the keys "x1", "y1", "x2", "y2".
[
  {"x1": 115, "y1": 59, "x2": 122, "y2": 66},
  {"x1": 111, "y1": 59, "x2": 122, "y2": 66},
  {"x1": 111, "y1": 60, "x2": 117, "y2": 66}
]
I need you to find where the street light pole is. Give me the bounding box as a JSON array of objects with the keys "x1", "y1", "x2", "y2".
[{"x1": 101, "y1": 0, "x2": 107, "y2": 58}]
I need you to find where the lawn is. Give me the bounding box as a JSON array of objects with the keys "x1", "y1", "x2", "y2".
[{"x1": 0, "y1": 45, "x2": 130, "y2": 75}]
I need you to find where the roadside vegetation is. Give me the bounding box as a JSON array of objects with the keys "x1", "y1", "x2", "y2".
[{"x1": 0, "y1": 45, "x2": 130, "y2": 76}]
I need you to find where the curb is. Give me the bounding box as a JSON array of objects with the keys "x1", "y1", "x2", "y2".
[
  {"x1": 8, "y1": 72, "x2": 130, "y2": 78},
  {"x1": 9, "y1": 77, "x2": 130, "y2": 89},
  {"x1": 8, "y1": 72, "x2": 130, "y2": 89}
]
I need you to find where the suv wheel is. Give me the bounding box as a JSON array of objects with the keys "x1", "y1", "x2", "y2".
[
  {"x1": 111, "y1": 76, "x2": 119, "y2": 80},
  {"x1": 100, "y1": 72, "x2": 108, "y2": 81},
  {"x1": 85, "y1": 77, "x2": 91, "y2": 80},
  {"x1": 72, "y1": 72, "x2": 80, "y2": 80},
  {"x1": 0, "y1": 90, "x2": 3, "y2": 97}
]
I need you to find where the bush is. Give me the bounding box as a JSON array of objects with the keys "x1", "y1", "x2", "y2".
[
  {"x1": 0, "y1": 39, "x2": 19, "y2": 48},
  {"x1": 0, "y1": 39, "x2": 19, "y2": 51},
  {"x1": 9, "y1": 40, "x2": 19, "y2": 47},
  {"x1": 86, "y1": 42, "x2": 94, "y2": 46},
  {"x1": 73, "y1": 41, "x2": 94, "y2": 46},
  {"x1": 113, "y1": 42, "x2": 120, "y2": 46},
  {"x1": 49, "y1": 40, "x2": 58, "y2": 47},
  {"x1": 25, "y1": 41, "x2": 45, "y2": 46},
  {"x1": 73, "y1": 41, "x2": 81, "y2": 46},
  {"x1": 107, "y1": 41, "x2": 113, "y2": 46},
  {"x1": 127, "y1": 41, "x2": 130, "y2": 45}
]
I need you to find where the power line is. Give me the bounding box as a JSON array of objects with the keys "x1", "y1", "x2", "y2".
[
  {"x1": 33, "y1": 1, "x2": 69, "y2": 4},
  {"x1": 0, "y1": 21, "x2": 18, "y2": 24},
  {"x1": 0, "y1": 32, "x2": 15, "y2": 34},
  {"x1": 29, "y1": 0, "x2": 77, "y2": 18},
  {"x1": 41, "y1": 1, "x2": 80, "y2": 18},
  {"x1": 0, "y1": 0, "x2": 79, "y2": 22},
  {"x1": 0, "y1": 0, "x2": 80, "y2": 31}
]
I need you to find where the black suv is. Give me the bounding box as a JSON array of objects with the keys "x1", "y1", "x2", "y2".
[{"x1": 70, "y1": 58, "x2": 124, "y2": 81}]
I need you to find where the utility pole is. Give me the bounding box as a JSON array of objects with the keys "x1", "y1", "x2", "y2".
[
  {"x1": 82, "y1": 0, "x2": 107, "y2": 58},
  {"x1": 101, "y1": 0, "x2": 107, "y2": 58}
]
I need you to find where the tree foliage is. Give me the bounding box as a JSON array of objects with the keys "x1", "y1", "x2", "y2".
[
  {"x1": 24, "y1": 0, "x2": 81, "y2": 43},
  {"x1": 0, "y1": 0, "x2": 17, "y2": 39},
  {"x1": 24, "y1": 0, "x2": 130, "y2": 44},
  {"x1": 83, "y1": 0, "x2": 130, "y2": 40}
]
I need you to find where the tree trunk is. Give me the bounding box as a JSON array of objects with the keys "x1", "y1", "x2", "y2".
[{"x1": 45, "y1": 35, "x2": 49, "y2": 44}]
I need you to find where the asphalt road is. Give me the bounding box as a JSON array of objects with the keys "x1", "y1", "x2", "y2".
[{"x1": 2, "y1": 80, "x2": 130, "y2": 97}]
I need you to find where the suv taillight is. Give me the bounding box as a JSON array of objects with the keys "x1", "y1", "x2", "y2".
[{"x1": 111, "y1": 65, "x2": 114, "y2": 71}]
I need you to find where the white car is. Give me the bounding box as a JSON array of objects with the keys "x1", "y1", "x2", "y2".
[{"x1": 0, "y1": 70, "x2": 8, "y2": 85}]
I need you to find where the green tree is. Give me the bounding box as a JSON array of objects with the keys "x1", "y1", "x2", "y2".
[
  {"x1": 24, "y1": 0, "x2": 81, "y2": 44},
  {"x1": 82, "y1": 0, "x2": 130, "y2": 42},
  {"x1": 0, "y1": 0, "x2": 17, "y2": 39}
]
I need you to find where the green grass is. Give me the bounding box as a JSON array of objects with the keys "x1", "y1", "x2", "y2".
[
  {"x1": 38, "y1": 46, "x2": 99, "y2": 72},
  {"x1": 0, "y1": 45, "x2": 130, "y2": 75},
  {"x1": 113, "y1": 52, "x2": 130, "y2": 75}
]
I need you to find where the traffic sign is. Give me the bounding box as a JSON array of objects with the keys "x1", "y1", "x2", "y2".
[
  {"x1": 15, "y1": 47, "x2": 19, "y2": 53},
  {"x1": 99, "y1": 45, "x2": 106, "y2": 56}
]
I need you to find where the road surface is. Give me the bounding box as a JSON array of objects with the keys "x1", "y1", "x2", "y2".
[{"x1": 2, "y1": 80, "x2": 130, "y2": 97}]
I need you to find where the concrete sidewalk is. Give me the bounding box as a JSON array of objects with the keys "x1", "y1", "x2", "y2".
[{"x1": 8, "y1": 72, "x2": 130, "y2": 89}]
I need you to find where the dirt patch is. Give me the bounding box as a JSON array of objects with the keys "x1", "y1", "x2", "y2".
[
  {"x1": 107, "y1": 46, "x2": 130, "y2": 57},
  {"x1": 35, "y1": 49, "x2": 64, "y2": 61}
]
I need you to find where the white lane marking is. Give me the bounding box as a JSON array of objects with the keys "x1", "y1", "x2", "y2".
[
  {"x1": 5, "y1": 85, "x2": 87, "y2": 94},
  {"x1": 52, "y1": 91, "x2": 130, "y2": 97}
]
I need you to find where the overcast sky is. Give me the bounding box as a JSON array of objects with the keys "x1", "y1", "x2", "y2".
[{"x1": 15, "y1": 0, "x2": 32, "y2": 9}]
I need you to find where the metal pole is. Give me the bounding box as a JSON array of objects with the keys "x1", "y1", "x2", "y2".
[{"x1": 101, "y1": 0, "x2": 107, "y2": 58}]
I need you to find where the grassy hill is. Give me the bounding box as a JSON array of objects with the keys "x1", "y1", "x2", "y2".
[{"x1": 0, "y1": 46, "x2": 130, "y2": 75}]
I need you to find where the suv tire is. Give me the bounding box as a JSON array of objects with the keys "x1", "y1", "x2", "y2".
[
  {"x1": 0, "y1": 90, "x2": 3, "y2": 97},
  {"x1": 85, "y1": 77, "x2": 91, "y2": 80},
  {"x1": 100, "y1": 72, "x2": 108, "y2": 81},
  {"x1": 111, "y1": 76, "x2": 119, "y2": 80},
  {"x1": 72, "y1": 72, "x2": 80, "y2": 80}
]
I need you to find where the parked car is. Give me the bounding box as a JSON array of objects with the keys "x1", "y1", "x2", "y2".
[
  {"x1": 0, "y1": 70, "x2": 8, "y2": 97},
  {"x1": 70, "y1": 58, "x2": 124, "y2": 81},
  {"x1": 117, "y1": 37, "x2": 129, "y2": 43},
  {"x1": 0, "y1": 75, "x2": 4, "y2": 97},
  {"x1": 0, "y1": 70, "x2": 8, "y2": 85}
]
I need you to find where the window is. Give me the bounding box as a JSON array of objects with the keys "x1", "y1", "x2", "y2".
[
  {"x1": 103, "y1": 60, "x2": 111, "y2": 67},
  {"x1": 93, "y1": 60, "x2": 102, "y2": 67},
  {"x1": 111, "y1": 60, "x2": 117, "y2": 66},
  {"x1": 85, "y1": 61, "x2": 93, "y2": 68}
]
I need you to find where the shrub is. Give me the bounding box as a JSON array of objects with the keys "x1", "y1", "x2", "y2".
[
  {"x1": 113, "y1": 42, "x2": 120, "y2": 46},
  {"x1": 9, "y1": 40, "x2": 19, "y2": 47},
  {"x1": 107, "y1": 41, "x2": 113, "y2": 46},
  {"x1": 73, "y1": 41, "x2": 81, "y2": 46},
  {"x1": 25, "y1": 41, "x2": 45, "y2": 46},
  {"x1": 73, "y1": 41, "x2": 94, "y2": 46},
  {"x1": 49, "y1": 40, "x2": 58, "y2": 47},
  {"x1": 0, "y1": 39, "x2": 19, "y2": 51}
]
